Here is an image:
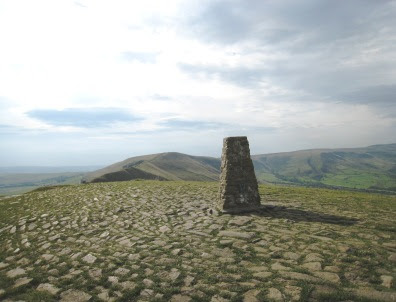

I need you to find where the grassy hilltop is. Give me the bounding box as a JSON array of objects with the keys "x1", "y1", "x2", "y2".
[{"x1": 0, "y1": 180, "x2": 395, "y2": 301}]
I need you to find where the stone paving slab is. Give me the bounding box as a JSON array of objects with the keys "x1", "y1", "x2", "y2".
[{"x1": 0, "y1": 181, "x2": 395, "y2": 301}]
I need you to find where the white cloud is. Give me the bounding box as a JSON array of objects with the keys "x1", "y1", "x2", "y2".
[{"x1": 0, "y1": 0, "x2": 395, "y2": 165}]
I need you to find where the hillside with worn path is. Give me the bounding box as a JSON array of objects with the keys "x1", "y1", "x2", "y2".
[{"x1": 82, "y1": 144, "x2": 396, "y2": 192}]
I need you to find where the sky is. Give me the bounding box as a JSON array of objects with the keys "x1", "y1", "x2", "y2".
[{"x1": 0, "y1": 0, "x2": 395, "y2": 166}]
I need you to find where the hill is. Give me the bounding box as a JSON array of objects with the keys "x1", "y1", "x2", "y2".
[
  {"x1": 252, "y1": 143, "x2": 396, "y2": 191},
  {"x1": 83, "y1": 152, "x2": 221, "y2": 183},
  {"x1": 83, "y1": 144, "x2": 396, "y2": 192},
  {"x1": 0, "y1": 181, "x2": 395, "y2": 301}
]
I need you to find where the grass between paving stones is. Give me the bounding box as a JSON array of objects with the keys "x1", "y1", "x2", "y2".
[
  {"x1": 315, "y1": 290, "x2": 381, "y2": 302},
  {"x1": 9, "y1": 289, "x2": 54, "y2": 302},
  {"x1": 297, "y1": 281, "x2": 315, "y2": 301},
  {"x1": 0, "y1": 272, "x2": 13, "y2": 290},
  {"x1": 117, "y1": 284, "x2": 144, "y2": 302},
  {"x1": 0, "y1": 180, "x2": 395, "y2": 301}
]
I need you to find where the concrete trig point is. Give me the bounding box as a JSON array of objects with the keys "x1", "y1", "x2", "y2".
[{"x1": 218, "y1": 136, "x2": 261, "y2": 213}]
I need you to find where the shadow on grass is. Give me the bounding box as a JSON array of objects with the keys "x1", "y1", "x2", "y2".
[{"x1": 227, "y1": 205, "x2": 359, "y2": 226}]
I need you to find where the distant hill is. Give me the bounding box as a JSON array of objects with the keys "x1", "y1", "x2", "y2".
[
  {"x1": 0, "y1": 172, "x2": 84, "y2": 196},
  {"x1": 252, "y1": 143, "x2": 396, "y2": 191},
  {"x1": 83, "y1": 152, "x2": 221, "y2": 183},
  {"x1": 0, "y1": 166, "x2": 103, "y2": 196},
  {"x1": 0, "y1": 166, "x2": 103, "y2": 173},
  {"x1": 83, "y1": 144, "x2": 396, "y2": 192}
]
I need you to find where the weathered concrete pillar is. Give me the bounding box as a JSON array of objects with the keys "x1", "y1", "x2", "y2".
[{"x1": 218, "y1": 136, "x2": 261, "y2": 213}]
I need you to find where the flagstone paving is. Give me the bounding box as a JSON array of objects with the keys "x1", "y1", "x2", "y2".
[{"x1": 0, "y1": 181, "x2": 395, "y2": 301}]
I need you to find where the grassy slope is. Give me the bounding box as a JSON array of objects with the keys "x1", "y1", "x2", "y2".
[
  {"x1": 138, "y1": 153, "x2": 220, "y2": 181},
  {"x1": 252, "y1": 144, "x2": 396, "y2": 191},
  {"x1": 83, "y1": 152, "x2": 220, "y2": 183}
]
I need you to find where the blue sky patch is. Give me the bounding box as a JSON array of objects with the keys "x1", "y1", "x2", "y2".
[
  {"x1": 27, "y1": 108, "x2": 142, "y2": 128},
  {"x1": 160, "y1": 119, "x2": 223, "y2": 130}
]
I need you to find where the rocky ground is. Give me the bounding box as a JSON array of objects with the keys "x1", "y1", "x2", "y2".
[{"x1": 0, "y1": 181, "x2": 395, "y2": 302}]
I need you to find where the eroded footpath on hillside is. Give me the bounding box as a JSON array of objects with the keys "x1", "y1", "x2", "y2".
[{"x1": 0, "y1": 181, "x2": 395, "y2": 302}]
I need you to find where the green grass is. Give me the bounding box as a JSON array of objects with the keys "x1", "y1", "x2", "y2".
[
  {"x1": 255, "y1": 172, "x2": 285, "y2": 183},
  {"x1": 253, "y1": 144, "x2": 396, "y2": 191},
  {"x1": 321, "y1": 171, "x2": 395, "y2": 189}
]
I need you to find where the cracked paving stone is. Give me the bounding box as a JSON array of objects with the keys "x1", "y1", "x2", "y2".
[
  {"x1": 13, "y1": 277, "x2": 33, "y2": 288},
  {"x1": 159, "y1": 225, "x2": 171, "y2": 233},
  {"x1": 114, "y1": 267, "x2": 130, "y2": 276},
  {"x1": 170, "y1": 294, "x2": 191, "y2": 302},
  {"x1": 218, "y1": 230, "x2": 255, "y2": 239},
  {"x1": 253, "y1": 271, "x2": 272, "y2": 278},
  {"x1": 108, "y1": 276, "x2": 118, "y2": 284},
  {"x1": 37, "y1": 283, "x2": 60, "y2": 295},
  {"x1": 140, "y1": 289, "x2": 155, "y2": 297},
  {"x1": 60, "y1": 289, "x2": 92, "y2": 302},
  {"x1": 243, "y1": 289, "x2": 261, "y2": 302},
  {"x1": 267, "y1": 288, "x2": 284, "y2": 301},
  {"x1": 380, "y1": 275, "x2": 393, "y2": 288},
  {"x1": 271, "y1": 262, "x2": 291, "y2": 271},
  {"x1": 284, "y1": 285, "x2": 301, "y2": 302},
  {"x1": 143, "y1": 278, "x2": 154, "y2": 287},
  {"x1": 302, "y1": 262, "x2": 322, "y2": 271},
  {"x1": 6, "y1": 267, "x2": 25, "y2": 278},
  {"x1": 120, "y1": 281, "x2": 136, "y2": 291},
  {"x1": 313, "y1": 272, "x2": 341, "y2": 283},
  {"x1": 211, "y1": 295, "x2": 230, "y2": 302},
  {"x1": 98, "y1": 291, "x2": 115, "y2": 302},
  {"x1": 89, "y1": 268, "x2": 102, "y2": 279},
  {"x1": 82, "y1": 253, "x2": 97, "y2": 264}
]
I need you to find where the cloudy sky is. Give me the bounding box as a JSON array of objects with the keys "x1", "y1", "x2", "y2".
[{"x1": 0, "y1": 0, "x2": 395, "y2": 166}]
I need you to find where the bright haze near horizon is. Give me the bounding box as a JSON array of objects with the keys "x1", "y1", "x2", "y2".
[{"x1": 0, "y1": 0, "x2": 395, "y2": 167}]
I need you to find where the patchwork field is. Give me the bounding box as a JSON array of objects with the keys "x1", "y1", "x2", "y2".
[{"x1": 0, "y1": 181, "x2": 395, "y2": 301}]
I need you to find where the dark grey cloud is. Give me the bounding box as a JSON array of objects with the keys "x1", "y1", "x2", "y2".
[
  {"x1": 27, "y1": 108, "x2": 142, "y2": 128},
  {"x1": 180, "y1": 0, "x2": 396, "y2": 113},
  {"x1": 121, "y1": 51, "x2": 157, "y2": 63},
  {"x1": 188, "y1": 0, "x2": 395, "y2": 48},
  {"x1": 179, "y1": 57, "x2": 396, "y2": 107},
  {"x1": 341, "y1": 85, "x2": 396, "y2": 105},
  {"x1": 339, "y1": 84, "x2": 396, "y2": 117},
  {"x1": 189, "y1": 1, "x2": 252, "y2": 44}
]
